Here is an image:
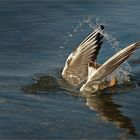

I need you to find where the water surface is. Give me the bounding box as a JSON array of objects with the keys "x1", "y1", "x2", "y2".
[{"x1": 0, "y1": 0, "x2": 140, "y2": 139}]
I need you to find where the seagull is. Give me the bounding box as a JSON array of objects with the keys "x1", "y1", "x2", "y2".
[
  {"x1": 62, "y1": 25, "x2": 140, "y2": 93},
  {"x1": 62, "y1": 25, "x2": 104, "y2": 86}
]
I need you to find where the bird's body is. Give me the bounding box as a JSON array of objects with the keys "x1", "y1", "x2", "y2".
[
  {"x1": 62, "y1": 26, "x2": 104, "y2": 86},
  {"x1": 62, "y1": 25, "x2": 140, "y2": 94}
]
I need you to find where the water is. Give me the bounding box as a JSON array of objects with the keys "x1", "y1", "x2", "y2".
[{"x1": 0, "y1": 0, "x2": 140, "y2": 139}]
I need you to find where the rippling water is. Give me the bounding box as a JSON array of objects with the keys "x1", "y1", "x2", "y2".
[{"x1": 1, "y1": 0, "x2": 140, "y2": 139}]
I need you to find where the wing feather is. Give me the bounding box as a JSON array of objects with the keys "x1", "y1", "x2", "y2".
[
  {"x1": 85, "y1": 41, "x2": 140, "y2": 86},
  {"x1": 62, "y1": 25, "x2": 104, "y2": 86}
]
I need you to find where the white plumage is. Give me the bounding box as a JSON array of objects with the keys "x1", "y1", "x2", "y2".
[{"x1": 62, "y1": 26, "x2": 140, "y2": 94}]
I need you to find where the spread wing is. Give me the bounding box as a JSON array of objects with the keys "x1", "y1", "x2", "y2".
[
  {"x1": 62, "y1": 26, "x2": 104, "y2": 86},
  {"x1": 69, "y1": 25, "x2": 104, "y2": 68},
  {"x1": 82, "y1": 41, "x2": 140, "y2": 89}
]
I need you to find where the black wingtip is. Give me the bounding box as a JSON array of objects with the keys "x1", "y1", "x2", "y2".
[{"x1": 100, "y1": 25, "x2": 104, "y2": 30}]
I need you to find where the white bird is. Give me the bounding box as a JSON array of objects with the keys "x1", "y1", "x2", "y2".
[
  {"x1": 62, "y1": 25, "x2": 104, "y2": 86},
  {"x1": 62, "y1": 26, "x2": 140, "y2": 93},
  {"x1": 80, "y1": 41, "x2": 140, "y2": 93}
]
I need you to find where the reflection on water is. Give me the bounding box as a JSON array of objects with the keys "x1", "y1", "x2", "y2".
[
  {"x1": 1, "y1": 0, "x2": 140, "y2": 139},
  {"x1": 22, "y1": 71, "x2": 59, "y2": 93},
  {"x1": 85, "y1": 94, "x2": 137, "y2": 136},
  {"x1": 23, "y1": 69, "x2": 80, "y2": 94},
  {"x1": 23, "y1": 74, "x2": 60, "y2": 93},
  {"x1": 23, "y1": 69, "x2": 140, "y2": 136},
  {"x1": 23, "y1": 67, "x2": 139, "y2": 95}
]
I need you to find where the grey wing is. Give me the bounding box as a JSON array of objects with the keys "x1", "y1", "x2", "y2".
[
  {"x1": 62, "y1": 25, "x2": 104, "y2": 86},
  {"x1": 88, "y1": 41, "x2": 140, "y2": 83}
]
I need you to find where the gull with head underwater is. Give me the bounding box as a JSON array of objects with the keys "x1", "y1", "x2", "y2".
[{"x1": 62, "y1": 25, "x2": 140, "y2": 94}]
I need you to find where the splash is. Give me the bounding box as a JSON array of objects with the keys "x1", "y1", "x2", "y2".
[
  {"x1": 58, "y1": 16, "x2": 106, "y2": 57},
  {"x1": 59, "y1": 16, "x2": 132, "y2": 83},
  {"x1": 23, "y1": 16, "x2": 137, "y2": 95}
]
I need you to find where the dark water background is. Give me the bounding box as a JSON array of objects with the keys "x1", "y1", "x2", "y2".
[{"x1": 0, "y1": 0, "x2": 140, "y2": 139}]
